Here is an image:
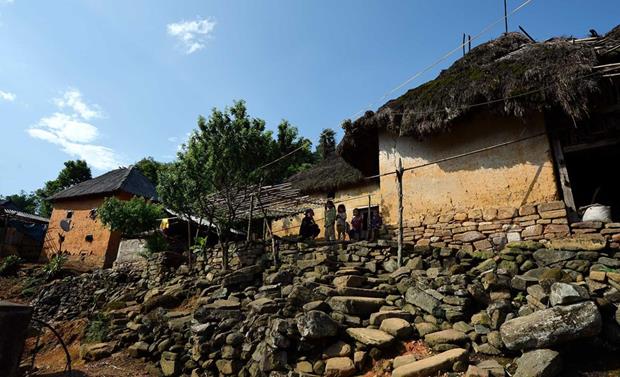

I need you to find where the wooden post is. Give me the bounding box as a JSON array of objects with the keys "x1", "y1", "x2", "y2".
[
  {"x1": 503, "y1": 0, "x2": 508, "y2": 34},
  {"x1": 247, "y1": 194, "x2": 254, "y2": 242},
  {"x1": 550, "y1": 136, "x2": 577, "y2": 214},
  {"x1": 367, "y1": 195, "x2": 372, "y2": 240},
  {"x1": 187, "y1": 220, "x2": 192, "y2": 269},
  {"x1": 396, "y1": 158, "x2": 404, "y2": 268}
]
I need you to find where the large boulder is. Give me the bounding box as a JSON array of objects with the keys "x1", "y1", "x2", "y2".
[
  {"x1": 392, "y1": 348, "x2": 468, "y2": 377},
  {"x1": 405, "y1": 287, "x2": 444, "y2": 317},
  {"x1": 324, "y1": 357, "x2": 356, "y2": 377},
  {"x1": 221, "y1": 264, "x2": 263, "y2": 287},
  {"x1": 532, "y1": 249, "x2": 575, "y2": 266},
  {"x1": 499, "y1": 301, "x2": 602, "y2": 350},
  {"x1": 296, "y1": 310, "x2": 339, "y2": 339},
  {"x1": 513, "y1": 349, "x2": 562, "y2": 377},
  {"x1": 549, "y1": 282, "x2": 589, "y2": 306}
]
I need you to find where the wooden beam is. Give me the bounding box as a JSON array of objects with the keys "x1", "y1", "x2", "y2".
[
  {"x1": 396, "y1": 158, "x2": 404, "y2": 268},
  {"x1": 550, "y1": 136, "x2": 577, "y2": 213},
  {"x1": 563, "y1": 138, "x2": 620, "y2": 154}
]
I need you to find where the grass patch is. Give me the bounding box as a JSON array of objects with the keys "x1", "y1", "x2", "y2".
[{"x1": 83, "y1": 313, "x2": 110, "y2": 343}]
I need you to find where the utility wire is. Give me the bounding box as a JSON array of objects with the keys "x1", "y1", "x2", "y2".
[{"x1": 349, "y1": 0, "x2": 534, "y2": 119}]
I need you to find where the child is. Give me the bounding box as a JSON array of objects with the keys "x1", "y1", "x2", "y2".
[
  {"x1": 349, "y1": 208, "x2": 363, "y2": 241},
  {"x1": 299, "y1": 209, "x2": 320, "y2": 240},
  {"x1": 324, "y1": 200, "x2": 336, "y2": 241},
  {"x1": 370, "y1": 212, "x2": 383, "y2": 241},
  {"x1": 336, "y1": 204, "x2": 347, "y2": 241}
]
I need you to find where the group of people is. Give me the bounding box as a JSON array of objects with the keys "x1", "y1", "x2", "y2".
[{"x1": 299, "y1": 200, "x2": 382, "y2": 242}]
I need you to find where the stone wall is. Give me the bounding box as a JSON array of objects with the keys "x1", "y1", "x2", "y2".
[{"x1": 389, "y1": 200, "x2": 619, "y2": 252}]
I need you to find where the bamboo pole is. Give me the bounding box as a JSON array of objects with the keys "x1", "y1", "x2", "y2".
[
  {"x1": 367, "y1": 195, "x2": 372, "y2": 241},
  {"x1": 247, "y1": 194, "x2": 254, "y2": 242},
  {"x1": 396, "y1": 158, "x2": 404, "y2": 268}
]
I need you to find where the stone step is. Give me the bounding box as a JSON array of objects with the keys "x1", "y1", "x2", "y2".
[
  {"x1": 392, "y1": 348, "x2": 468, "y2": 377},
  {"x1": 345, "y1": 327, "x2": 394, "y2": 348},
  {"x1": 369, "y1": 310, "x2": 414, "y2": 326}
]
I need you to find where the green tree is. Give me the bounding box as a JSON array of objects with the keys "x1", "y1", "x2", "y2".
[
  {"x1": 268, "y1": 120, "x2": 314, "y2": 181},
  {"x1": 170, "y1": 100, "x2": 276, "y2": 270},
  {"x1": 316, "y1": 128, "x2": 337, "y2": 161},
  {"x1": 0, "y1": 191, "x2": 38, "y2": 214},
  {"x1": 157, "y1": 161, "x2": 196, "y2": 250},
  {"x1": 36, "y1": 160, "x2": 92, "y2": 217},
  {"x1": 135, "y1": 157, "x2": 165, "y2": 187},
  {"x1": 98, "y1": 197, "x2": 164, "y2": 238}
]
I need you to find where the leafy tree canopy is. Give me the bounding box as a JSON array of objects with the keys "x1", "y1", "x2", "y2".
[
  {"x1": 36, "y1": 160, "x2": 92, "y2": 217},
  {"x1": 0, "y1": 191, "x2": 38, "y2": 214},
  {"x1": 135, "y1": 157, "x2": 166, "y2": 187},
  {"x1": 98, "y1": 197, "x2": 164, "y2": 238},
  {"x1": 316, "y1": 128, "x2": 337, "y2": 161}
]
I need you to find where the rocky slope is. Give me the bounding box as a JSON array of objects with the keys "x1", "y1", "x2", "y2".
[{"x1": 31, "y1": 238, "x2": 620, "y2": 377}]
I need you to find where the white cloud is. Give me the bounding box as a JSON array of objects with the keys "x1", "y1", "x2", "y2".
[
  {"x1": 27, "y1": 89, "x2": 122, "y2": 171},
  {"x1": 53, "y1": 88, "x2": 103, "y2": 120},
  {"x1": 0, "y1": 90, "x2": 16, "y2": 102},
  {"x1": 0, "y1": 0, "x2": 15, "y2": 5},
  {"x1": 167, "y1": 17, "x2": 216, "y2": 54}
]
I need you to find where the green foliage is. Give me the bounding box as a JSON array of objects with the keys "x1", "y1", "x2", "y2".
[
  {"x1": 0, "y1": 255, "x2": 23, "y2": 276},
  {"x1": 0, "y1": 191, "x2": 39, "y2": 214},
  {"x1": 84, "y1": 313, "x2": 110, "y2": 343},
  {"x1": 135, "y1": 157, "x2": 166, "y2": 187},
  {"x1": 98, "y1": 197, "x2": 165, "y2": 237},
  {"x1": 36, "y1": 160, "x2": 92, "y2": 217},
  {"x1": 145, "y1": 232, "x2": 169, "y2": 254},
  {"x1": 268, "y1": 120, "x2": 314, "y2": 181},
  {"x1": 21, "y1": 275, "x2": 46, "y2": 297},
  {"x1": 43, "y1": 254, "x2": 67, "y2": 280},
  {"x1": 316, "y1": 128, "x2": 337, "y2": 161}
]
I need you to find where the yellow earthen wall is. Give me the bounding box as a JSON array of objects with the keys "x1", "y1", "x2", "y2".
[
  {"x1": 378, "y1": 112, "x2": 559, "y2": 225},
  {"x1": 42, "y1": 193, "x2": 127, "y2": 269},
  {"x1": 272, "y1": 181, "x2": 381, "y2": 238}
]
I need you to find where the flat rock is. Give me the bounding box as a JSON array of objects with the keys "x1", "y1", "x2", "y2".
[
  {"x1": 392, "y1": 348, "x2": 468, "y2": 377},
  {"x1": 326, "y1": 296, "x2": 385, "y2": 316},
  {"x1": 393, "y1": 354, "x2": 418, "y2": 369},
  {"x1": 346, "y1": 328, "x2": 394, "y2": 348},
  {"x1": 533, "y1": 249, "x2": 575, "y2": 266},
  {"x1": 545, "y1": 236, "x2": 607, "y2": 251},
  {"x1": 333, "y1": 275, "x2": 366, "y2": 288},
  {"x1": 514, "y1": 349, "x2": 562, "y2": 377},
  {"x1": 369, "y1": 310, "x2": 414, "y2": 326},
  {"x1": 424, "y1": 329, "x2": 469, "y2": 346},
  {"x1": 80, "y1": 342, "x2": 113, "y2": 361},
  {"x1": 322, "y1": 341, "x2": 352, "y2": 359},
  {"x1": 324, "y1": 357, "x2": 355, "y2": 377},
  {"x1": 380, "y1": 318, "x2": 413, "y2": 339},
  {"x1": 500, "y1": 301, "x2": 602, "y2": 350}
]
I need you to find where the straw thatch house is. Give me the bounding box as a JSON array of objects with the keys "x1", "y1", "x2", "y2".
[
  {"x1": 41, "y1": 166, "x2": 158, "y2": 269},
  {"x1": 337, "y1": 25, "x2": 620, "y2": 250},
  {"x1": 271, "y1": 154, "x2": 380, "y2": 238}
]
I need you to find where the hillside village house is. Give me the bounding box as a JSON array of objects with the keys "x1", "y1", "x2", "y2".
[
  {"x1": 331, "y1": 26, "x2": 620, "y2": 250},
  {"x1": 0, "y1": 199, "x2": 49, "y2": 261},
  {"x1": 41, "y1": 166, "x2": 158, "y2": 269},
  {"x1": 271, "y1": 155, "x2": 380, "y2": 237}
]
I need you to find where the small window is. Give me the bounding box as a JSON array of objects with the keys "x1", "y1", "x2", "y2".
[
  {"x1": 89, "y1": 208, "x2": 98, "y2": 220},
  {"x1": 66, "y1": 210, "x2": 73, "y2": 219},
  {"x1": 85, "y1": 234, "x2": 94, "y2": 242}
]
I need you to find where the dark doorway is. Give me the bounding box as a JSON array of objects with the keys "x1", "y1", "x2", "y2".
[{"x1": 564, "y1": 143, "x2": 620, "y2": 221}]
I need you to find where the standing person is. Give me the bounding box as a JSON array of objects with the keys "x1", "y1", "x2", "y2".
[
  {"x1": 349, "y1": 208, "x2": 363, "y2": 241},
  {"x1": 336, "y1": 204, "x2": 348, "y2": 241},
  {"x1": 299, "y1": 209, "x2": 320, "y2": 240},
  {"x1": 370, "y1": 212, "x2": 383, "y2": 241},
  {"x1": 324, "y1": 200, "x2": 336, "y2": 241}
]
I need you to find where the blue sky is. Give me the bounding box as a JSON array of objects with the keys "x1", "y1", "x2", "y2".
[{"x1": 1, "y1": 0, "x2": 618, "y2": 195}]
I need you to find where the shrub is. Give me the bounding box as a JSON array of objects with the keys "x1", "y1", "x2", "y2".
[
  {"x1": 145, "y1": 232, "x2": 169, "y2": 254},
  {"x1": 44, "y1": 254, "x2": 67, "y2": 280},
  {"x1": 83, "y1": 313, "x2": 110, "y2": 343},
  {"x1": 0, "y1": 255, "x2": 22, "y2": 276}
]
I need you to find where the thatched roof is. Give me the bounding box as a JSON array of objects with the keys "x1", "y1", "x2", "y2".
[
  {"x1": 285, "y1": 154, "x2": 368, "y2": 194},
  {"x1": 339, "y1": 25, "x2": 620, "y2": 164},
  {"x1": 49, "y1": 166, "x2": 158, "y2": 202}
]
